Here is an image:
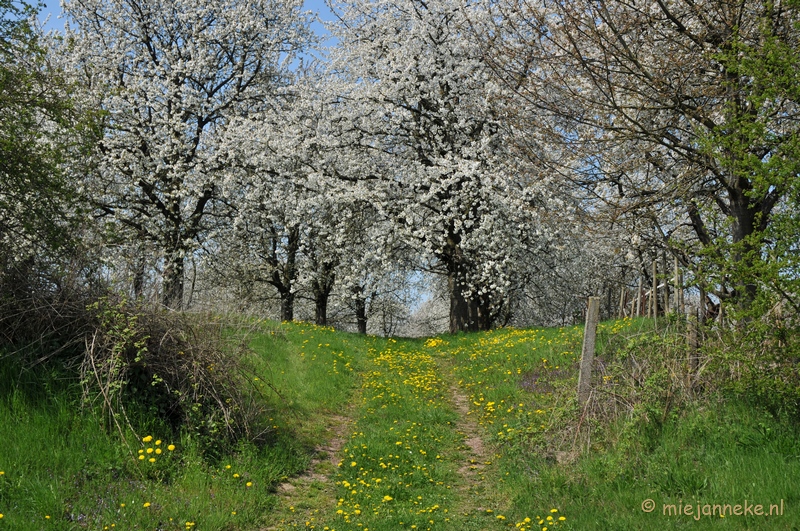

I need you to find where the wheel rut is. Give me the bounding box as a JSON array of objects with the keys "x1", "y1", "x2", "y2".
[
  {"x1": 436, "y1": 355, "x2": 510, "y2": 529},
  {"x1": 263, "y1": 413, "x2": 354, "y2": 530}
]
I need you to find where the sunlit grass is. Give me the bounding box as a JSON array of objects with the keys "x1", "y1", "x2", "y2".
[
  {"x1": 442, "y1": 319, "x2": 800, "y2": 531},
  {"x1": 0, "y1": 321, "x2": 374, "y2": 530},
  {"x1": 3, "y1": 317, "x2": 798, "y2": 530}
]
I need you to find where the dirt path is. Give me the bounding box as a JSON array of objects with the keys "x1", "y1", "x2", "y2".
[
  {"x1": 265, "y1": 345, "x2": 510, "y2": 530},
  {"x1": 263, "y1": 413, "x2": 354, "y2": 530},
  {"x1": 436, "y1": 356, "x2": 510, "y2": 528},
  {"x1": 450, "y1": 384, "x2": 490, "y2": 483}
]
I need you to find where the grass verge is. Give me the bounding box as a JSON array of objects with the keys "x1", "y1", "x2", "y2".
[
  {"x1": 442, "y1": 319, "x2": 800, "y2": 530},
  {"x1": 3, "y1": 316, "x2": 799, "y2": 530},
  {"x1": 0, "y1": 320, "x2": 373, "y2": 530}
]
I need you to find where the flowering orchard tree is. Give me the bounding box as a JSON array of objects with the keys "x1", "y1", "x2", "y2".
[
  {"x1": 215, "y1": 78, "x2": 360, "y2": 327},
  {"x1": 214, "y1": 76, "x2": 327, "y2": 323},
  {"x1": 482, "y1": 0, "x2": 800, "y2": 311},
  {"x1": 330, "y1": 204, "x2": 414, "y2": 335},
  {"x1": 220, "y1": 174, "x2": 304, "y2": 321},
  {"x1": 63, "y1": 0, "x2": 313, "y2": 308},
  {"x1": 327, "y1": 0, "x2": 545, "y2": 333}
]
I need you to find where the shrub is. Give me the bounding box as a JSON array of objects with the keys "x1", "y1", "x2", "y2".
[
  {"x1": 585, "y1": 313, "x2": 800, "y2": 453},
  {"x1": 0, "y1": 253, "x2": 96, "y2": 361},
  {"x1": 82, "y1": 297, "x2": 272, "y2": 456},
  {"x1": 709, "y1": 309, "x2": 800, "y2": 419}
]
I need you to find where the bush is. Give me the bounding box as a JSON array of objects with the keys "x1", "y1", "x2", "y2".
[
  {"x1": 502, "y1": 314, "x2": 800, "y2": 469},
  {"x1": 587, "y1": 313, "x2": 800, "y2": 452},
  {"x1": 709, "y1": 310, "x2": 800, "y2": 419},
  {"x1": 0, "y1": 257, "x2": 88, "y2": 355},
  {"x1": 82, "y1": 297, "x2": 273, "y2": 456}
]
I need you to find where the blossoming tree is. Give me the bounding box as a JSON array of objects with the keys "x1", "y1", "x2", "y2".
[
  {"x1": 327, "y1": 0, "x2": 545, "y2": 332},
  {"x1": 64, "y1": 0, "x2": 313, "y2": 308}
]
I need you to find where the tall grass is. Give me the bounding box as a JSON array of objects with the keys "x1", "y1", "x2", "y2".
[
  {"x1": 3, "y1": 316, "x2": 799, "y2": 530},
  {"x1": 0, "y1": 320, "x2": 376, "y2": 530},
  {"x1": 443, "y1": 320, "x2": 800, "y2": 530}
]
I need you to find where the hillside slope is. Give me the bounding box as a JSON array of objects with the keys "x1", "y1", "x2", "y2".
[{"x1": 1, "y1": 319, "x2": 799, "y2": 530}]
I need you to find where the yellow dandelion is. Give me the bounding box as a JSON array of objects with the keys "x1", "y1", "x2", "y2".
[
  {"x1": 142, "y1": 436, "x2": 153, "y2": 443},
  {"x1": 138, "y1": 455, "x2": 145, "y2": 460},
  {"x1": 382, "y1": 495, "x2": 393, "y2": 502},
  {"x1": 146, "y1": 448, "x2": 154, "y2": 454},
  {"x1": 155, "y1": 448, "x2": 162, "y2": 454},
  {"x1": 167, "y1": 444, "x2": 176, "y2": 451},
  {"x1": 246, "y1": 482, "x2": 253, "y2": 487},
  {"x1": 155, "y1": 440, "x2": 161, "y2": 446},
  {"x1": 148, "y1": 458, "x2": 156, "y2": 463},
  {"x1": 233, "y1": 473, "x2": 240, "y2": 478},
  {"x1": 143, "y1": 502, "x2": 151, "y2": 508}
]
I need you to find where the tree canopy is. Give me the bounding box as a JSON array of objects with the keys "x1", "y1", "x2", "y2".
[{"x1": 3, "y1": 0, "x2": 798, "y2": 332}]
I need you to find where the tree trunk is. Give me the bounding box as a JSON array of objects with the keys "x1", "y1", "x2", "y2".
[
  {"x1": 442, "y1": 232, "x2": 494, "y2": 334},
  {"x1": 313, "y1": 263, "x2": 336, "y2": 327},
  {"x1": 280, "y1": 289, "x2": 294, "y2": 322},
  {"x1": 448, "y1": 272, "x2": 471, "y2": 334},
  {"x1": 132, "y1": 236, "x2": 147, "y2": 299},
  {"x1": 730, "y1": 192, "x2": 759, "y2": 304},
  {"x1": 315, "y1": 291, "x2": 329, "y2": 326},
  {"x1": 447, "y1": 269, "x2": 492, "y2": 334},
  {"x1": 162, "y1": 251, "x2": 184, "y2": 310},
  {"x1": 270, "y1": 225, "x2": 299, "y2": 322},
  {"x1": 133, "y1": 255, "x2": 145, "y2": 299},
  {"x1": 355, "y1": 296, "x2": 367, "y2": 334},
  {"x1": 350, "y1": 285, "x2": 368, "y2": 334}
]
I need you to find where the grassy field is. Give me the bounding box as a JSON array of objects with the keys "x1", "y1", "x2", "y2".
[
  {"x1": 1, "y1": 318, "x2": 799, "y2": 530},
  {"x1": 0, "y1": 321, "x2": 371, "y2": 530}
]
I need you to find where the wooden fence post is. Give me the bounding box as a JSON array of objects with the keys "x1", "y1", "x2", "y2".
[
  {"x1": 661, "y1": 251, "x2": 670, "y2": 314},
  {"x1": 636, "y1": 274, "x2": 643, "y2": 317},
  {"x1": 652, "y1": 261, "x2": 658, "y2": 325},
  {"x1": 578, "y1": 297, "x2": 600, "y2": 404},
  {"x1": 687, "y1": 306, "x2": 699, "y2": 389},
  {"x1": 699, "y1": 286, "x2": 706, "y2": 324},
  {"x1": 674, "y1": 257, "x2": 683, "y2": 316}
]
